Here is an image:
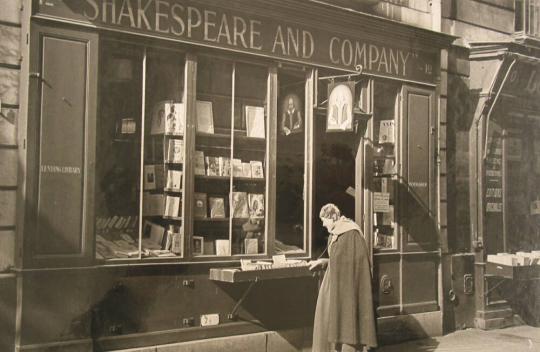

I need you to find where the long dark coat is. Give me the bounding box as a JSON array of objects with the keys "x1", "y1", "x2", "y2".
[{"x1": 312, "y1": 228, "x2": 377, "y2": 351}]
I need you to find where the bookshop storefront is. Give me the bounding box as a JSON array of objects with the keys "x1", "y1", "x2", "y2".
[
  {"x1": 469, "y1": 44, "x2": 540, "y2": 329},
  {"x1": 15, "y1": 0, "x2": 452, "y2": 350}
]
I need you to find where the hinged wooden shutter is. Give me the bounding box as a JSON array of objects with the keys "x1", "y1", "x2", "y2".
[{"x1": 24, "y1": 23, "x2": 98, "y2": 268}]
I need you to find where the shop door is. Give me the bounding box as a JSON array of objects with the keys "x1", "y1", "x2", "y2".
[{"x1": 24, "y1": 24, "x2": 98, "y2": 268}]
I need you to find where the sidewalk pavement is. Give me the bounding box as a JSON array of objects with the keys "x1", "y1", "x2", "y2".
[{"x1": 376, "y1": 325, "x2": 540, "y2": 352}]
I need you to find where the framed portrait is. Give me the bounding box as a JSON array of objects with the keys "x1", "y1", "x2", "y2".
[
  {"x1": 192, "y1": 236, "x2": 204, "y2": 256},
  {"x1": 280, "y1": 93, "x2": 303, "y2": 136},
  {"x1": 326, "y1": 81, "x2": 355, "y2": 132}
]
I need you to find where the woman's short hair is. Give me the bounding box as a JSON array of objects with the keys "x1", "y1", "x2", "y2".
[{"x1": 319, "y1": 203, "x2": 341, "y2": 221}]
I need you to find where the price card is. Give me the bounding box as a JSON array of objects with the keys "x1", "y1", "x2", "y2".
[{"x1": 373, "y1": 192, "x2": 390, "y2": 213}]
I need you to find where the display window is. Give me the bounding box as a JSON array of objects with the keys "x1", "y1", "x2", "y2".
[{"x1": 91, "y1": 37, "x2": 314, "y2": 262}]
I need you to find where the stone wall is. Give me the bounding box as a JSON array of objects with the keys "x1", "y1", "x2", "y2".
[{"x1": 0, "y1": 0, "x2": 21, "y2": 272}]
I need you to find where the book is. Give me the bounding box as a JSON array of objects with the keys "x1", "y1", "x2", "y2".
[
  {"x1": 381, "y1": 205, "x2": 394, "y2": 226},
  {"x1": 250, "y1": 160, "x2": 264, "y2": 178},
  {"x1": 231, "y1": 192, "x2": 249, "y2": 218},
  {"x1": 378, "y1": 120, "x2": 395, "y2": 144},
  {"x1": 166, "y1": 170, "x2": 182, "y2": 191},
  {"x1": 164, "y1": 102, "x2": 184, "y2": 135},
  {"x1": 245, "y1": 238, "x2": 258, "y2": 254},
  {"x1": 194, "y1": 150, "x2": 206, "y2": 176},
  {"x1": 143, "y1": 165, "x2": 165, "y2": 190},
  {"x1": 248, "y1": 193, "x2": 265, "y2": 218},
  {"x1": 216, "y1": 239, "x2": 230, "y2": 256},
  {"x1": 192, "y1": 236, "x2": 204, "y2": 256},
  {"x1": 196, "y1": 100, "x2": 214, "y2": 134},
  {"x1": 167, "y1": 139, "x2": 184, "y2": 163},
  {"x1": 150, "y1": 101, "x2": 166, "y2": 135},
  {"x1": 194, "y1": 193, "x2": 208, "y2": 218},
  {"x1": 164, "y1": 230, "x2": 173, "y2": 250},
  {"x1": 382, "y1": 158, "x2": 395, "y2": 175},
  {"x1": 205, "y1": 156, "x2": 220, "y2": 176},
  {"x1": 171, "y1": 231, "x2": 183, "y2": 255},
  {"x1": 232, "y1": 158, "x2": 243, "y2": 177},
  {"x1": 143, "y1": 193, "x2": 164, "y2": 216},
  {"x1": 245, "y1": 105, "x2": 265, "y2": 138},
  {"x1": 203, "y1": 240, "x2": 215, "y2": 255},
  {"x1": 164, "y1": 196, "x2": 181, "y2": 218},
  {"x1": 219, "y1": 157, "x2": 231, "y2": 177},
  {"x1": 242, "y1": 162, "x2": 252, "y2": 178},
  {"x1": 209, "y1": 197, "x2": 226, "y2": 218},
  {"x1": 143, "y1": 221, "x2": 166, "y2": 247}
]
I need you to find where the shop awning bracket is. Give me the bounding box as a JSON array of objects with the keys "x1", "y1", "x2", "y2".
[{"x1": 228, "y1": 279, "x2": 258, "y2": 320}]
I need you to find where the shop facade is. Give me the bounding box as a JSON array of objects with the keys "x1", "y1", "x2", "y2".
[{"x1": 12, "y1": 0, "x2": 452, "y2": 350}]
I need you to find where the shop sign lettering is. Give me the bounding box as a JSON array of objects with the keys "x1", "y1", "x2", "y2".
[{"x1": 37, "y1": 0, "x2": 437, "y2": 83}]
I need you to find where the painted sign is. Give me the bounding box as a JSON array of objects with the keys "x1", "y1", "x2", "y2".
[{"x1": 36, "y1": 0, "x2": 437, "y2": 83}]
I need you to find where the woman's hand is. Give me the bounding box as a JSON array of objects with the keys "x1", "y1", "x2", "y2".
[{"x1": 308, "y1": 258, "x2": 329, "y2": 271}]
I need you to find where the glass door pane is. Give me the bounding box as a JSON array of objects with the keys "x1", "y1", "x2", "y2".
[{"x1": 372, "y1": 80, "x2": 399, "y2": 251}]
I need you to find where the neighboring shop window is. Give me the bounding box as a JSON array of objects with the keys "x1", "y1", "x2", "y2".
[
  {"x1": 95, "y1": 41, "x2": 186, "y2": 261},
  {"x1": 372, "y1": 80, "x2": 400, "y2": 250},
  {"x1": 275, "y1": 68, "x2": 309, "y2": 254}
]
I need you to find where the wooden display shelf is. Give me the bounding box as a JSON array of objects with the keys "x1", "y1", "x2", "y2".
[
  {"x1": 163, "y1": 216, "x2": 183, "y2": 221},
  {"x1": 209, "y1": 266, "x2": 312, "y2": 283},
  {"x1": 195, "y1": 175, "x2": 265, "y2": 182}
]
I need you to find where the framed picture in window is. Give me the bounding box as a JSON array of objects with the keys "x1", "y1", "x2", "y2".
[{"x1": 326, "y1": 81, "x2": 355, "y2": 132}]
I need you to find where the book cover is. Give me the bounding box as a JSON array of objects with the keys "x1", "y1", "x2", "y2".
[
  {"x1": 382, "y1": 158, "x2": 395, "y2": 175},
  {"x1": 192, "y1": 236, "x2": 204, "y2": 256},
  {"x1": 171, "y1": 232, "x2": 183, "y2": 255},
  {"x1": 167, "y1": 139, "x2": 184, "y2": 163},
  {"x1": 219, "y1": 157, "x2": 231, "y2": 177},
  {"x1": 381, "y1": 205, "x2": 394, "y2": 226},
  {"x1": 245, "y1": 238, "x2": 258, "y2": 254},
  {"x1": 194, "y1": 193, "x2": 207, "y2": 218},
  {"x1": 248, "y1": 193, "x2": 265, "y2": 218},
  {"x1": 216, "y1": 239, "x2": 230, "y2": 256},
  {"x1": 164, "y1": 196, "x2": 181, "y2": 218},
  {"x1": 143, "y1": 221, "x2": 166, "y2": 247},
  {"x1": 194, "y1": 150, "x2": 206, "y2": 176},
  {"x1": 166, "y1": 170, "x2": 182, "y2": 191},
  {"x1": 196, "y1": 100, "x2": 214, "y2": 134},
  {"x1": 205, "y1": 156, "x2": 220, "y2": 176},
  {"x1": 203, "y1": 240, "x2": 215, "y2": 255},
  {"x1": 143, "y1": 193, "x2": 164, "y2": 216},
  {"x1": 245, "y1": 105, "x2": 265, "y2": 138},
  {"x1": 378, "y1": 120, "x2": 395, "y2": 144},
  {"x1": 232, "y1": 158, "x2": 243, "y2": 177},
  {"x1": 231, "y1": 191, "x2": 249, "y2": 218},
  {"x1": 250, "y1": 160, "x2": 264, "y2": 178},
  {"x1": 209, "y1": 197, "x2": 226, "y2": 218},
  {"x1": 143, "y1": 165, "x2": 165, "y2": 190},
  {"x1": 150, "y1": 101, "x2": 167, "y2": 135},
  {"x1": 165, "y1": 102, "x2": 184, "y2": 135},
  {"x1": 242, "y1": 162, "x2": 252, "y2": 178}
]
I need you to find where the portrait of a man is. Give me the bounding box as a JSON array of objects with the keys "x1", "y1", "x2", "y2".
[{"x1": 280, "y1": 93, "x2": 303, "y2": 135}]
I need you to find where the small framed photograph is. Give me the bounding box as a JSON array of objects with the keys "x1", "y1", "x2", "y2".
[
  {"x1": 326, "y1": 82, "x2": 355, "y2": 132},
  {"x1": 193, "y1": 236, "x2": 204, "y2": 256}
]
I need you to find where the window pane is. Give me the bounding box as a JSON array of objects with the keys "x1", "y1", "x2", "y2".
[
  {"x1": 95, "y1": 42, "x2": 143, "y2": 260},
  {"x1": 141, "y1": 48, "x2": 185, "y2": 259},
  {"x1": 193, "y1": 56, "x2": 234, "y2": 257},
  {"x1": 372, "y1": 80, "x2": 400, "y2": 250},
  {"x1": 231, "y1": 63, "x2": 268, "y2": 255},
  {"x1": 275, "y1": 69, "x2": 306, "y2": 254}
]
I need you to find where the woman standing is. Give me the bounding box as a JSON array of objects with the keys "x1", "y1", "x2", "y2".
[{"x1": 309, "y1": 203, "x2": 377, "y2": 352}]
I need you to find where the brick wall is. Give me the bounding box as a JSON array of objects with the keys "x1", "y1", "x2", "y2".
[{"x1": 0, "y1": 0, "x2": 22, "y2": 272}]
